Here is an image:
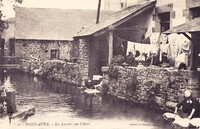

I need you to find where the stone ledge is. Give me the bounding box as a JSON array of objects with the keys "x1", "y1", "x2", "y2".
[{"x1": 102, "y1": 65, "x2": 200, "y2": 111}]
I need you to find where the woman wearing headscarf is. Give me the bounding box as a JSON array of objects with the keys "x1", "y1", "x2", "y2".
[{"x1": 174, "y1": 90, "x2": 200, "y2": 119}]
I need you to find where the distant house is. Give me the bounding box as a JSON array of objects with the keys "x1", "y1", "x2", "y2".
[{"x1": 14, "y1": 7, "x2": 113, "y2": 62}]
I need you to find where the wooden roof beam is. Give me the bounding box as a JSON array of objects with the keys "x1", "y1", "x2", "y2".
[
  {"x1": 92, "y1": 1, "x2": 156, "y2": 37},
  {"x1": 114, "y1": 26, "x2": 147, "y2": 31}
]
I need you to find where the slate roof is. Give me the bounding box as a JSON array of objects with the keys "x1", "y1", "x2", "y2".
[
  {"x1": 164, "y1": 17, "x2": 200, "y2": 34},
  {"x1": 75, "y1": 0, "x2": 156, "y2": 37},
  {"x1": 15, "y1": 7, "x2": 114, "y2": 40}
]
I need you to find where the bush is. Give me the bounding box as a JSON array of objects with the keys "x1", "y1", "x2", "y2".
[
  {"x1": 112, "y1": 55, "x2": 125, "y2": 65},
  {"x1": 102, "y1": 83, "x2": 109, "y2": 94},
  {"x1": 125, "y1": 77, "x2": 138, "y2": 97},
  {"x1": 108, "y1": 65, "x2": 118, "y2": 79}
]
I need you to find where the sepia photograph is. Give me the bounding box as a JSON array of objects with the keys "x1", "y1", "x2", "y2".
[{"x1": 0, "y1": 0, "x2": 200, "y2": 129}]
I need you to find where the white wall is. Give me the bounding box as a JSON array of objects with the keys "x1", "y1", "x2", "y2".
[
  {"x1": 146, "y1": 0, "x2": 188, "y2": 43},
  {"x1": 172, "y1": 0, "x2": 187, "y2": 26},
  {"x1": 156, "y1": 0, "x2": 173, "y2": 6},
  {"x1": 103, "y1": 0, "x2": 189, "y2": 45},
  {"x1": 103, "y1": 0, "x2": 139, "y2": 11}
]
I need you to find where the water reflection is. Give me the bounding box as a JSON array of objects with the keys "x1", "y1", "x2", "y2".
[{"x1": 0, "y1": 69, "x2": 172, "y2": 129}]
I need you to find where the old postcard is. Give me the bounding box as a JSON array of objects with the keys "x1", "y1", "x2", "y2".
[{"x1": 1, "y1": 0, "x2": 200, "y2": 129}]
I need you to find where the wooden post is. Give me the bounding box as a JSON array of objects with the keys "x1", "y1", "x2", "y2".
[
  {"x1": 96, "y1": 0, "x2": 101, "y2": 24},
  {"x1": 157, "y1": 33, "x2": 161, "y2": 64},
  {"x1": 190, "y1": 32, "x2": 199, "y2": 71},
  {"x1": 108, "y1": 26, "x2": 114, "y2": 65},
  {"x1": 189, "y1": 35, "x2": 193, "y2": 70},
  {"x1": 0, "y1": 39, "x2": 5, "y2": 64},
  {"x1": 6, "y1": 91, "x2": 17, "y2": 114}
]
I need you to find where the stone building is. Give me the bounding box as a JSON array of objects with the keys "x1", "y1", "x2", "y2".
[
  {"x1": 14, "y1": 7, "x2": 113, "y2": 62},
  {"x1": 74, "y1": 1, "x2": 156, "y2": 78},
  {"x1": 153, "y1": 0, "x2": 200, "y2": 70},
  {"x1": 12, "y1": 0, "x2": 200, "y2": 80},
  {"x1": 74, "y1": 0, "x2": 200, "y2": 79},
  {"x1": 92, "y1": 0, "x2": 200, "y2": 109}
]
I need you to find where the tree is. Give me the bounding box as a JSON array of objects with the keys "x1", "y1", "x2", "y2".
[
  {"x1": 0, "y1": 0, "x2": 23, "y2": 37},
  {"x1": 0, "y1": 12, "x2": 7, "y2": 36}
]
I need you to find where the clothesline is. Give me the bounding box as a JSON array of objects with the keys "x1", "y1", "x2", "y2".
[
  {"x1": 113, "y1": 33, "x2": 191, "y2": 62},
  {"x1": 126, "y1": 41, "x2": 157, "y2": 55},
  {"x1": 113, "y1": 34, "x2": 154, "y2": 55}
]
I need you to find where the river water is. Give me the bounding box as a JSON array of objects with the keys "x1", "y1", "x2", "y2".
[{"x1": 0, "y1": 69, "x2": 172, "y2": 129}]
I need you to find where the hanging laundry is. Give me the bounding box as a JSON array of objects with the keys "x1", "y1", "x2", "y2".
[
  {"x1": 160, "y1": 34, "x2": 168, "y2": 44},
  {"x1": 126, "y1": 41, "x2": 135, "y2": 55},
  {"x1": 181, "y1": 40, "x2": 190, "y2": 52},
  {"x1": 175, "y1": 52, "x2": 188, "y2": 68},
  {"x1": 168, "y1": 33, "x2": 191, "y2": 68},
  {"x1": 149, "y1": 33, "x2": 160, "y2": 44},
  {"x1": 127, "y1": 41, "x2": 153, "y2": 55},
  {"x1": 167, "y1": 34, "x2": 181, "y2": 59}
]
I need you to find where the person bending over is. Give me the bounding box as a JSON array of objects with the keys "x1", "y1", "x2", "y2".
[{"x1": 174, "y1": 90, "x2": 200, "y2": 119}]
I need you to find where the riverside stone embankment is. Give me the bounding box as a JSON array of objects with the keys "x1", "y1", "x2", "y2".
[
  {"x1": 20, "y1": 59, "x2": 81, "y2": 85},
  {"x1": 102, "y1": 65, "x2": 200, "y2": 110},
  {"x1": 19, "y1": 59, "x2": 200, "y2": 111}
]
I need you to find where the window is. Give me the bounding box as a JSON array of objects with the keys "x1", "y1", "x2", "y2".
[
  {"x1": 159, "y1": 12, "x2": 170, "y2": 32},
  {"x1": 50, "y1": 49, "x2": 59, "y2": 59},
  {"x1": 120, "y1": 2, "x2": 124, "y2": 9},
  {"x1": 191, "y1": 7, "x2": 200, "y2": 18}
]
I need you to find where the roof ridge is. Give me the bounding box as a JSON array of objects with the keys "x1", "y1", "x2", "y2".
[
  {"x1": 75, "y1": 0, "x2": 156, "y2": 37},
  {"x1": 15, "y1": 6, "x2": 114, "y2": 40},
  {"x1": 15, "y1": 6, "x2": 116, "y2": 12}
]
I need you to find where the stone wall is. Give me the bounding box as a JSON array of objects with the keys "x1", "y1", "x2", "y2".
[
  {"x1": 35, "y1": 60, "x2": 81, "y2": 85},
  {"x1": 15, "y1": 39, "x2": 79, "y2": 72},
  {"x1": 15, "y1": 39, "x2": 76, "y2": 62},
  {"x1": 77, "y1": 38, "x2": 90, "y2": 79},
  {"x1": 186, "y1": 0, "x2": 200, "y2": 9},
  {"x1": 89, "y1": 37, "x2": 101, "y2": 77},
  {"x1": 102, "y1": 65, "x2": 200, "y2": 110},
  {"x1": 77, "y1": 35, "x2": 109, "y2": 78}
]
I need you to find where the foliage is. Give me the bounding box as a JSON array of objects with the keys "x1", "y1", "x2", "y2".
[
  {"x1": 108, "y1": 65, "x2": 118, "y2": 79},
  {"x1": 101, "y1": 83, "x2": 109, "y2": 94},
  {"x1": 0, "y1": 0, "x2": 23, "y2": 37},
  {"x1": 125, "y1": 53, "x2": 135, "y2": 65},
  {"x1": 0, "y1": 12, "x2": 7, "y2": 37},
  {"x1": 125, "y1": 76, "x2": 138, "y2": 97},
  {"x1": 112, "y1": 55, "x2": 125, "y2": 65}
]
